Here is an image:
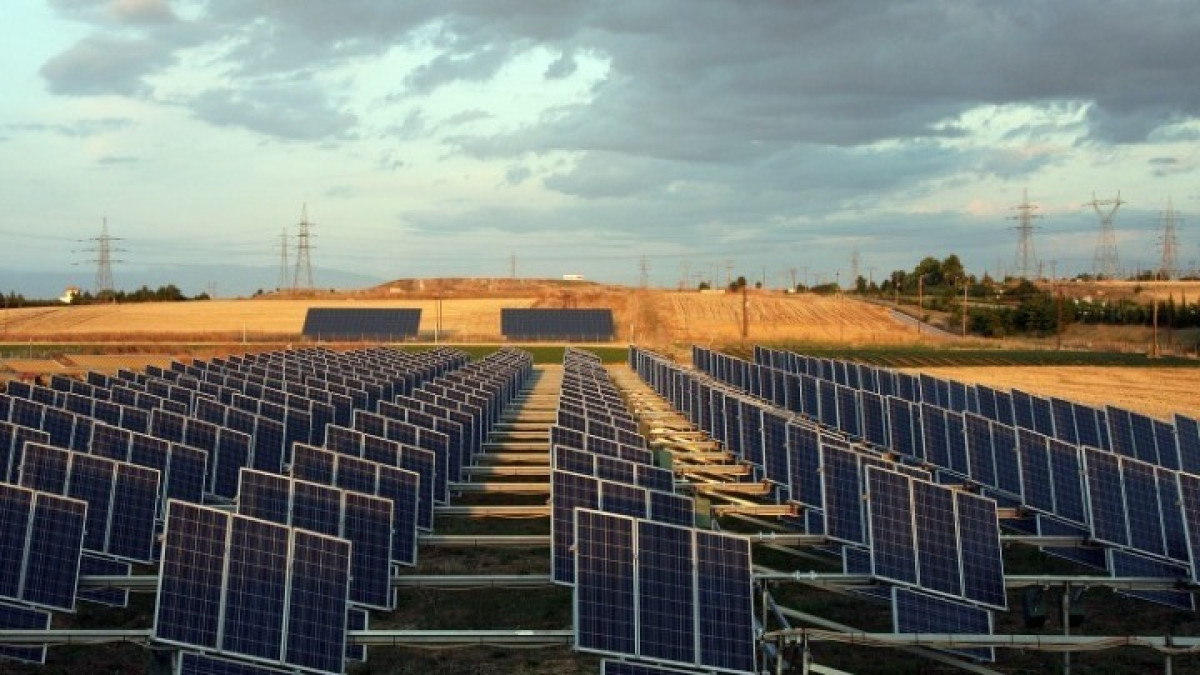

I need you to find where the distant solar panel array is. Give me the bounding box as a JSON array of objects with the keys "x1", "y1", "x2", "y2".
[
  {"x1": 0, "y1": 344, "x2": 534, "y2": 670},
  {"x1": 501, "y1": 308, "x2": 615, "y2": 342},
  {"x1": 302, "y1": 308, "x2": 423, "y2": 341},
  {"x1": 551, "y1": 349, "x2": 756, "y2": 673}
]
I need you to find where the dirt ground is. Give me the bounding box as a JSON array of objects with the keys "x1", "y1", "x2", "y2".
[{"x1": 905, "y1": 366, "x2": 1200, "y2": 421}]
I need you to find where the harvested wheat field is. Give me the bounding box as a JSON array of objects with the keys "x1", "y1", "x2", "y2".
[
  {"x1": 656, "y1": 291, "x2": 932, "y2": 345},
  {"x1": 907, "y1": 366, "x2": 1200, "y2": 421},
  {"x1": 0, "y1": 297, "x2": 538, "y2": 342}
]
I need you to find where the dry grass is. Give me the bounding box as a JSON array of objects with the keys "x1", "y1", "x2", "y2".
[
  {"x1": 1046, "y1": 279, "x2": 1200, "y2": 304},
  {"x1": 905, "y1": 366, "x2": 1200, "y2": 421}
]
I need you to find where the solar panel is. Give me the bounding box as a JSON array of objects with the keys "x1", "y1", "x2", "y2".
[
  {"x1": 77, "y1": 554, "x2": 131, "y2": 608},
  {"x1": 1179, "y1": 473, "x2": 1200, "y2": 584},
  {"x1": 821, "y1": 445, "x2": 873, "y2": 545},
  {"x1": 867, "y1": 466, "x2": 918, "y2": 586},
  {"x1": 154, "y1": 501, "x2": 351, "y2": 674},
  {"x1": 574, "y1": 509, "x2": 637, "y2": 656},
  {"x1": 0, "y1": 600, "x2": 51, "y2": 665},
  {"x1": 0, "y1": 422, "x2": 50, "y2": 483},
  {"x1": 1037, "y1": 515, "x2": 1108, "y2": 571},
  {"x1": 637, "y1": 521, "x2": 696, "y2": 665},
  {"x1": 20, "y1": 443, "x2": 160, "y2": 562},
  {"x1": 913, "y1": 478, "x2": 962, "y2": 597},
  {"x1": 0, "y1": 483, "x2": 87, "y2": 612},
  {"x1": 345, "y1": 607, "x2": 368, "y2": 665},
  {"x1": 237, "y1": 470, "x2": 393, "y2": 609},
  {"x1": 991, "y1": 423, "x2": 1022, "y2": 498},
  {"x1": 892, "y1": 587, "x2": 994, "y2": 662},
  {"x1": 963, "y1": 413, "x2": 997, "y2": 488},
  {"x1": 177, "y1": 651, "x2": 294, "y2": 675},
  {"x1": 1176, "y1": 415, "x2": 1200, "y2": 474},
  {"x1": 956, "y1": 490, "x2": 1007, "y2": 609},
  {"x1": 1017, "y1": 429, "x2": 1055, "y2": 515},
  {"x1": 1109, "y1": 550, "x2": 1194, "y2": 612},
  {"x1": 1154, "y1": 419, "x2": 1180, "y2": 471},
  {"x1": 1084, "y1": 447, "x2": 1130, "y2": 548},
  {"x1": 302, "y1": 308, "x2": 422, "y2": 341},
  {"x1": 1047, "y1": 439, "x2": 1087, "y2": 526},
  {"x1": 694, "y1": 529, "x2": 756, "y2": 672},
  {"x1": 501, "y1": 308, "x2": 615, "y2": 341},
  {"x1": 1128, "y1": 412, "x2": 1159, "y2": 465}
]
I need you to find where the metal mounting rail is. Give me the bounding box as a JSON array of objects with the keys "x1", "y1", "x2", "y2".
[
  {"x1": 449, "y1": 482, "x2": 549, "y2": 494},
  {"x1": 474, "y1": 453, "x2": 547, "y2": 464},
  {"x1": 79, "y1": 573, "x2": 557, "y2": 592},
  {"x1": 435, "y1": 504, "x2": 550, "y2": 517},
  {"x1": 0, "y1": 629, "x2": 575, "y2": 648},
  {"x1": 419, "y1": 535, "x2": 550, "y2": 547},
  {"x1": 462, "y1": 465, "x2": 551, "y2": 477},
  {"x1": 751, "y1": 571, "x2": 1196, "y2": 592},
  {"x1": 766, "y1": 629, "x2": 1200, "y2": 653}
]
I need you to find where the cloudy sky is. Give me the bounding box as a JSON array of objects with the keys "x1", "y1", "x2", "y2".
[{"x1": 2, "y1": 1, "x2": 1199, "y2": 295}]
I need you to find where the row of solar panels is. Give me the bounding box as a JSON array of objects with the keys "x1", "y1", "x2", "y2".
[
  {"x1": 720, "y1": 347, "x2": 1200, "y2": 589},
  {"x1": 551, "y1": 349, "x2": 758, "y2": 674},
  {"x1": 298, "y1": 307, "x2": 618, "y2": 342},
  {"x1": 501, "y1": 308, "x2": 615, "y2": 341},
  {"x1": 681, "y1": 346, "x2": 1200, "y2": 614},
  {"x1": 630, "y1": 347, "x2": 1007, "y2": 662},
  {"x1": 0, "y1": 346, "x2": 533, "y2": 672}
]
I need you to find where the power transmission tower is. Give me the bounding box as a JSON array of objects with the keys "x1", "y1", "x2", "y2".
[
  {"x1": 850, "y1": 249, "x2": 861, "y2": 286},
  {"x1": 1159, "y1": 198, "x2": 1181, "y2": 280},
  {"x1": 278, "y1": 227, "x2": 290, "y2": 291},
  {"x1": 1088, "y1": 191, "x2": 1124, "y2": 279},
  {"x1": 639, "y1": 254, "x2": 649, "y2": 289},
  {"x1": 292, "y1": 204, "x2": 315, "y2": 290},
  {"x1": 83, "y1": 218, "x2": 123, "y2": 299},
  {"x1": 1010, "y1": 189, "x2": 1042, "y2": 280}
]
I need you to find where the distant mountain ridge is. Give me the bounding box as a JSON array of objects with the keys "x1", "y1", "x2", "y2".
[{"x1": 0, "y1": 264, "x2": 385, "y2": 300}]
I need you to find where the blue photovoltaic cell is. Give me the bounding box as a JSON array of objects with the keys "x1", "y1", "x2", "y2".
[
  {"x1": 177, "y1": 651, "x2": 293, "y2": 675},
  {"x1": 1038, "y1": 515, "x2": 1108, "y2": 571},
  {"x1": 761, "y1": 411, "x2": 790, "y2": 489},
  {"x1": 554, "y1": 445, "x2": 593, "y2": 474},
  {"x1": 595, "y1": 454, "x2": 636, "y2": 485},
  {"x1": 892, "y1": 587, "x2": 994, "y2": 662},
  {"x1": 1010, "y1": 390, "x2": 1034, "y2": 430},
  {"x1": 155, "y1": 501, "x2": 228, "y2": 650},
  {"x1": 1106, "y1": 406, "x2": 1135, "y2": 458},
  {"x1": 1129, "y1": 412, "x2": 1159, "y2": 465},
  {"x1": 976, "y1": 386, "x2": 999, "y2": 420},
  {"x1": 342, "y1": 492, "x2": 394, "y2": 610},
  {"x1": 912, "y1": 478, "x2": 962, "y2": 597},
  {"x1": 867, "y1": 467, "x2": 917, "y2": 586},
  {"x1": 843, "y1": 546, "x2": 872, "y2": 574},
  {"x1": 1109, "y1": 550, "x2": 1195, "y2": 612},
  {"x1": 77, "y1": 554, "x2": 130, "y2": 607},
  {"x1": 574, "y1": 509, "x2": 636, "y2": 656},
  {"x1": 738, "y1": 401, "x2": 764, "y2": 468},
  {"x1": 817, "y1": 380, "x2": 839, "y2": 429},
  {"x1": 991, "y1": 424, "x2": 1022, "y2": 498},
  {"x1": 1154, "y1": 420, "x2": 1180, "y2": 471},
  {"x1": 1047, "y1": 440, "x2": 1087, "y2": 526},
  {"x1": 963, "y1": 414, "x2": 996, "y2": 488},
  {"x1": 695, "y1": 529, "x2": 756, "y2": 673},
  {"x1": 956, "y1": 491, "x2": 1006, "y2": 609},
  {"x1": 992, "y1": 390, "x2": 1014, "y2": 427},
  {"x1": 1017, "y1": 430, "x2": 1054, "y2": 515},
  {"x1": 943, "y1": 411, "x2": 969, "y2": 477},
  {"x1": 283, "y1": 528, "x2": 351, "y2": 674},
  {"x1": 601, "y1": 482, "x2": 649, "y2": 519},
  {"x1": 1084, "y1": 448, "x2": 1130, "y2": 547},
  {"x1": 601, "y1": 660, "x2": 702, "y2": 675},
  {"x1": 1075, "y1": 403, "x2": 1104, "y2": 449},
  {"x1": 1050, "y1": 398, "x2": 1078, "y2": 445},
  {"x1": 920, "y1": 405, "x2": 950, "y2": 470},
  {"x1": 346, "y1": 607, "x2": 368, "y2": 664},
  {"x1": 636, "y1": 464, "x2": 675, "y2": 493},
  {"x1": 835, "y1": 385, "x2": 861, "y2": 438},
  {"x1": 886, "y1": 397, "x2": 916, "y2": 460},
  {"x1": 1180, "y1": 474, "x2": 1200, "y2": 583},
  {"x1": 552, "y1": 470, "x2": 600, "y2": 584},
  {"x1": 1122, "y1": 458, "x2": 1165, "y2": 558},
  {"x1": 1030, "y1": 395, "x2": 1055, "y2": 437},
  {"x1": 637, "y1": 521, "x2": 696, "y2": 665},
  {"x1": 822, "y1": 445, "x2": 867, "y2": 545},
  {"x1": 787, "y1": 423, "x2": 822, "y2": 508},
  {"x1": 1157, "y1": 467, "x2": 1189, "y2": 562},
  {"x1": 861, "y1": 391, "x2": 888, "y2": 447},
  {"x1": 1175, "y1": 415, "x2": 1200, "y2": 474},
  {"x1": 648, "y1": 490, "x2": 694, "y2": 528},
  {"x1": 0, "y1": 600, "x2": 51, "y2": 665},
  {"x1": 221, "y1": 516, "x2": 289, "y2": 660}
]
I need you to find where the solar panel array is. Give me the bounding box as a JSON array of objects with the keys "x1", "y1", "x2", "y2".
[
  {"x1": 654, "y1": 344, "x2": 1200, "y2": 613},
  {"x1": 574, "y1": 509, "x2": 757, "y2": 674},
  {"x1": 301, "y1": 308, "x2": 422, "y2": 341},
  {"x1": 501, "y1": 308, "x2": 615, "y2": 341},
  {"x1": 551, "y1": 350, "x2": 694, "y2": 584},
  {"x1": 1, "y1": 344, "x2": 540, "y2": 670}
]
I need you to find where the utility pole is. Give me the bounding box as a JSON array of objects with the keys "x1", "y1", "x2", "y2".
[
  {"x1": 724, "y1": 260, "x2": 733, "y2": 289},
  {"x1": 961, "y1": 281, "x2": 968, "y2": 337},
  {"x1": 1010, "y1": 188, "x2": 1041, "y2": 280},
  {"x1": 789, "y1": 267, "x2": 798, "y2": 291},
  {"x1": 850, "y1": 249, "x2": 861, "y2": 288},
  {"x1": 917, "y1": 274, "x2": 925, "y2": 335},
  {"x1": 1056, "y1": 285, "x2": 1064, "y2": 351},
  {"x1": 292, "y1": 204, "x2": 315, "y2": 290},
  {"x1": 741, "y1": 283, "x2": 749, "y2": 340},
  {"x1": 1088, "y1": 191, "x2": 1125, "y2": 279}
]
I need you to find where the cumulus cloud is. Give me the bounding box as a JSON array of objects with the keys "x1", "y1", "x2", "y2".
[
  {"x1": 189, "y1": 85, "x2": 357, "y2": 141},
  {"x1": 40, "y1": 35, "x2": 174, "y2": 95},
  {"x1": 9, "y1": 117, "x2": 134, "y2": 137}
]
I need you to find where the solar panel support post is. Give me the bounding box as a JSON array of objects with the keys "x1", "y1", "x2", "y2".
[{"x1": 1062, "y1": 583, "x2": 1072, "y2": 675}]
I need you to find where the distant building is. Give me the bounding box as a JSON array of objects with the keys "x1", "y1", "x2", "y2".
[
  {"x1": 562, "y1": 274, "x2": 585, "y2": 281},
  {"x1": 59, "y1": 286, "x2": 81, "y2": 304}
]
